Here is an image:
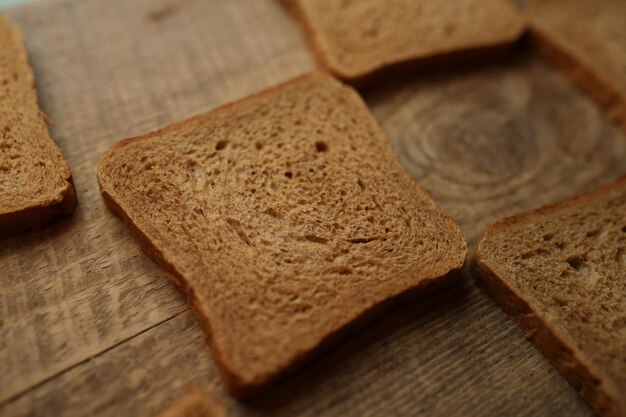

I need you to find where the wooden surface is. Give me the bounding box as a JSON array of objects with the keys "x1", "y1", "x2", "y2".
[{"x1": 1, "y1": 0, "x2": 625, "y2": 416}]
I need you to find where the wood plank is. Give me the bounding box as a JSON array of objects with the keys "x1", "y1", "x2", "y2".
[
  {"x1": 0, "y1": 282, "x2": 596, "y2": 417},
  {"x1": 1, "y1": 0, "x2": 625, "y2": 415}
]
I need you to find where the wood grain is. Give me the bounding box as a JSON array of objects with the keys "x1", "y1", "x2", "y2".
[
  {"x1": 367, "y1": 55, "x2": 626, "y2": 243},
  {"x1": 0, "y1": 0, "x2": 625, "y2": 416}
]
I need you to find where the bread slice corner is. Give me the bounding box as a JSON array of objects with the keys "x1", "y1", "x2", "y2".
[
  {"x1": 528, "y1": 0, "x2": 626, "y2": 135},
  {"x1": 473, "y1": 176, "x2": 626, "y2": 417},
  {"x1": 157, "y1": 387, "x2": 225, "y2": 417}
]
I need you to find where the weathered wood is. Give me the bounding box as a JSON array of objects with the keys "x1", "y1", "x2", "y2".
[
  {"x1": 0, "y1": 0, "x2": 624, "y2": 416},
  {"x1": 0, "y1": 281, "x2": 597, "y2": 417}
]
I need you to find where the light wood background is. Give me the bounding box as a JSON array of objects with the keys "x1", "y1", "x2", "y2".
[{"x1": 1, "y1": 0, "x2": 625, "y2": 416}]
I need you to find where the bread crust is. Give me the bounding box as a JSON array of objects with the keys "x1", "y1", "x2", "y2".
[
  {"x1": 98, "y1": 72, "x2": 327, "y2": 158},
  {"x1": 473, "y1": 176, "x2": 626, "y2": 417},
  {"x1": 97, "y1": 72, "x2": 466, "y2": 396},
  {"x1": 479, "y1": 176, "x2": 626, "y2": 234},
  {"x1": 529, "y1": 26, "x2": 626, "y2": 135},
  {"x1": 0, "y1": 178, "x2": 76, "y2": 238},
  {"x1": 286, "y1": 0, "x2": 527, "y2": 86}
]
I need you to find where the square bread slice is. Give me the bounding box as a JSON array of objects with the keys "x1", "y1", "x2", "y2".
[
  {"x1": 530, "y1": 0, "x2": 626, "y2": 134},
  {"x1": 473, "y1": 177, "x2": 626, "y2": 417},
  {"x1": 0, "y1": 15, "x2": 76, "y2": 237},
  {"x1": 157, "y1": 388, "x2": 225, "y2": 417},
  {"x1": 97, "y1": 72, "x2": 466, "y2": 396},
  {"x1": 289, "y1": 0, "x2": 526, "y2": 84}
]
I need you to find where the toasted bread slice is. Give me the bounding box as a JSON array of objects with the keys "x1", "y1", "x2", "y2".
[
  {"x1": 289, "y1": 0, "x2": 525, "y2": 83},
  {"x1": 97, "y1": 73, "x2": 466, "y2": 396},
  {"x1": 0, "y1": 15, "x2": 76, "y2": 237},
  {"x1": 473, "y1": 177, "x2": 626, "y2": 417},
  {"x1": 530, "y1": 0, "x2": 626, "y2": 134},
  {"x1": 157, "y1": 388, "x2": 225, "y2": 417}
]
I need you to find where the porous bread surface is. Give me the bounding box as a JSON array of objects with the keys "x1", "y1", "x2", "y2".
[
  {"x1": 97, "y1": 73, "x2": 466, "y2": 394},
  {"x1": 157, "y1": 388, "x2": 225, "y2": 417},
  {"x1": 476, "y1": 178, "x2": 626, "y2": 416},
  {"x1": 529, "y1": 0, "x2": 626, "y2": 132},
  {"x1": 0, "y1": 15, "x2": 75, "y2": 235},
  {"x1": 293, "y1": 0, "x2": 525, "y2": 81}
]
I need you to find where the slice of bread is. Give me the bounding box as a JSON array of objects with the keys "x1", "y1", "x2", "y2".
[
  {"x1": 289, "y1": 0, "x2": 526, "y2": 84},
  {"x1": 97, "y1": 72, "x2": 466, "y2": 396},
  {"x1": 157, "y1": 388, "x2": 225, "y2": 417},
  {"x1": 0, "y1": 15, "x2": 76, "y2": 237},
  {"x1": 530, "y1": 0, "x2": 626, "y2": 134},
  {"x1": 473, "y1": 177, "x2": 626, "y2": 417}
]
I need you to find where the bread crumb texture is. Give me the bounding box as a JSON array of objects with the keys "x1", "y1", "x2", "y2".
[
  {"x1": 98, "y1": 73, "x2": 466, "y2": 394},
  {"x1": 476, "y1": 178, "x2": 626, "y2": 416},
  {"x1": 293, "y1": 0, "x2": 525, "y2": 80},
  {"x1": 0, "y1": 16, "x2": 75, "y2": 236}
]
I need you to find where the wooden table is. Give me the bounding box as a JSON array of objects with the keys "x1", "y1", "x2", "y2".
[{"x1": 1, "y1": 0, "x2": 625, "y2": 416}]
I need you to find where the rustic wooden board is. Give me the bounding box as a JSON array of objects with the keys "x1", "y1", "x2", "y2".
[{"x1": 1, "y1": 0, "x2": 625, "y2": 416}]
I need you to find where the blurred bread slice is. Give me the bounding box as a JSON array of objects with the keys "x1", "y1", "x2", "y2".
[
  {"x1": 157, "y1": 388, "x2": 225, "y2": 417},
  {"x1": 288, "y1": 0, "x2": 525, "y2": 83},
  {"x1": 0, "y1": 15, "x2": 76, "y2": 237},
  {"x1": 530, "y1": 0, "x2": 626, "y2": 134}
]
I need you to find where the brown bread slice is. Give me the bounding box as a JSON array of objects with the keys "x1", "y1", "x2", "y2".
[
  {"x1": 529, "y1": 0, "x2": 626, "y2": 134},
  {"x1": 157, "y1": 388, "x2": 225, "y2": 417},
  {"x1": 0, "y1": 15, "x2": 76, "y2": 237},
  {"x1": 289, "y1": 0, "x2": 526, "y2": 84},
  {"x1": 473, "y1": 177, "x2": 626, "y2": 417},
  {"x1": 97, "y1": 72, "x2": 466, "y2": 396}
]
